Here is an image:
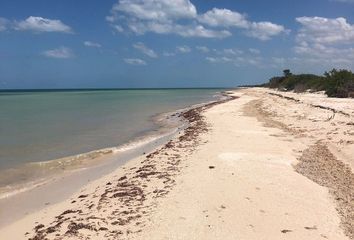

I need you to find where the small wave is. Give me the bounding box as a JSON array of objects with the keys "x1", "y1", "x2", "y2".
[
  {"x1": 0, "y1": 179, "x2": 46, "y2": 200},
  {"x1": 114, "y1": 134, "x2": 168, "y2": 152},
  {"x1": 0, "y1": 92, "x2": 225, "y2": 199},
  {"x1": 0, "y1": 116, "x2": 182, "y2": 199}
]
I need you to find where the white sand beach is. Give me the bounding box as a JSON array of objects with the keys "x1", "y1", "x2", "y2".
[{"x1": 1, "y1": 88, "x2": 353, "y2": 240}]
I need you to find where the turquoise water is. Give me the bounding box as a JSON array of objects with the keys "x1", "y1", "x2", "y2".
[{"x1": 0, "y1": 89, "x2": 222, "y2": 170}]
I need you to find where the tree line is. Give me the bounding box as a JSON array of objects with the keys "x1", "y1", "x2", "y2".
[{"x1": 264, "y1": 68, "x2": 354, "y2": 98}]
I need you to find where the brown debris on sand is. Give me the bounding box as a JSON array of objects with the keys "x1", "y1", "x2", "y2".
[
  {"x1": 242, "y1": 89, "x2": 354, "y2": 239},
  {"x1": 295, "y1": 142, "x2": 354, "y2": 239},
  {"x1": 27, "y1": 94, "x2": 238, "y2": 240}
]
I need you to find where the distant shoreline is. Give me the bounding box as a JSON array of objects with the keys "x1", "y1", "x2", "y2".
[
  {"x1": 1, "y1": 88, "x2": 352, "y2": 240},
  {"x1": 0, "y1": 87, "x2": 235, "y2": 93},
  {"x1": 0, "y1": 91, "x2": 230, "y2": 228},
  {"x1": 0, "y1": 88, "x2": 223, "y2": 180}
]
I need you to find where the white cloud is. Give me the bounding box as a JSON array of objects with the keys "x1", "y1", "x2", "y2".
[
  {"x1": 211, "y1": 48, "x2": 243, "y2": 56},
  {"x1": 173, "y1": 24, "x2": 231, "y2": 38},
  {"x1": 84, "y1": 41, "x2": 102, "y2": 48},
  {"x1": 162, "y1": 46, "x2": 192, "y2": 57},
  {"x1": 196, "y1": 46, "x2": 210, "y2": 53},
  {"x1": 42, "y1": 47, "x2": 74, "y2": 59},
  {"x1": 293, "y1": 16, "x2": 354, "y2": 69},
  {"x1": 124, "y1": 58, "x2": 147, "y2": 65},
  {"x1": 113, "y1": 25, "x2": 124, "y2": 33},
  {"x1": 222, "y1": 48, "x2": 243, "y2": 55},
  {"x1": 246, "y1": 21, "x2": 287, "y2": 40},
  {"x1": 294, "y1": 42, "x2": 354, "y2": 63},
  {"x1": 205, "y1": 57, "x2": 219, "y2": 63},
  {"x1": 198, "y1": 8, "x2": 248, "y2": 28},
  {"x1": 176, "y1": 46, "x2": 191, "y2": 53},
  {"x1": 111, "y1": 0, "x2": 197, "y2": 21},
  {"x1": 106, "y1": 15, "x2": 116, "y2": 23},
  {"x1": 296, "y1": 16, "x2": 354, "y2": 44},
  {"x1": 249, "y1": 48, "x2": 260, "y2": 54},
  {"x1": 205, "y1": 55, "x2": 265, "y2": 68},
  {"x1": 15, "y1": 16, "x2": 72, "y2": 33},
  {"x1": 204, "y1": 48, "x2": 267, "y2": 68},
  {"x1": 206, "y1": 56, "x2": 232, "y2": 63},
  {"x1": 133, "y1": 42, "x2": 158, "y2": 58},
  {"x1": 273, "y1": 54, "x2": 354, "y2": 72},
  {"x1": 107, "y1": 1, "x2": 285, "y2": 40},
  {"x1": 163, "y1": 51, "x2": 176, "y2": 57},
  {"x1": 0, "y1": 18, "x2": 8, "y2": 31},
  {"x1": 108, "y1": 0, "x2": 216, "y2": 38},
  {"x1": 125, "y1": 21, "x2": 231, "y2": 38},
  {"x1": 198, "y1": 8, "x2": 286, "y2": 40}
]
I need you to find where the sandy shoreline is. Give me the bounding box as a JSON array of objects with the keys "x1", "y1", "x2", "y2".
[
  {"x1": 0, "y1": 103, "x2": 190, "y2": 227},
  {"x1": 0, "y1": 106, "x2": 184, "y2": 200},
  {"x1": 1, "y1": 88, "x2": 353, "y2": 240}
]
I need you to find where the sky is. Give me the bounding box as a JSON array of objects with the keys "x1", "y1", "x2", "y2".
[{"x1": 0, "y1": 0, "x2": 354, "y2": 89}]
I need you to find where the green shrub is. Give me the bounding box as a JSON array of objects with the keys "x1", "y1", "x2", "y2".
[{"x1": 264, "y1": 69, "x2": 354, "y2": 98}]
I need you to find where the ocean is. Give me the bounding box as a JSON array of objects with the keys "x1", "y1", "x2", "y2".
[{"x1": 0, "y1": 88, "x2": 224, "y2": 196}]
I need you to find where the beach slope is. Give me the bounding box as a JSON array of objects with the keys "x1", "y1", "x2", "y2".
[{"x1": 1, "y1": 88, "x2": 353, "y2": 240}]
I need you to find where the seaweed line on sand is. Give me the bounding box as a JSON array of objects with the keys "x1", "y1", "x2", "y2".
[
  {"x1": 294, "y1": 142, "x2": 354, "y2": 239},
  {"x1": 28, "y1": 93, "x2": 238, "y2": 240},
  {"x1": 242, "y1": 99, "x2": 306, "y2": 137},
  {"x1": 268, "y1": 92, "x2": 351, "y2": 118},
  {"x1": 243, "y1": 96, "x2": 354, "y2": 239}
]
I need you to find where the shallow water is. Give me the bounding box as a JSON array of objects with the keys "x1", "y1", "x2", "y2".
[{"x1": 0, "y1": 88, "x2": 222, "y2": 174}]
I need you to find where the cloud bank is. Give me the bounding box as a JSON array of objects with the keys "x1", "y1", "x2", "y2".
[
  {"x1": 294, "y1": 16, "x2": 354, "y2": 67},
  {"x1": 107, "y1": 0, "x2": 286, "y2": 40}
]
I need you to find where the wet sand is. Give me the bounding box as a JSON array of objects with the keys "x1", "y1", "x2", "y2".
[{"x1": 0, "y1": 88, "x2": 353, "y2": 240}]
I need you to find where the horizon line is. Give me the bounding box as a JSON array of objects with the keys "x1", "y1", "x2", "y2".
[{"x1": 0, "y1": 87, "x2": 239, "y2": 92}]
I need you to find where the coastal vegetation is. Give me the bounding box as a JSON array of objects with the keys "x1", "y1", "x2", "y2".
[{"x1": 264, "y1": 69, "x2": 354, "y2": 98}]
